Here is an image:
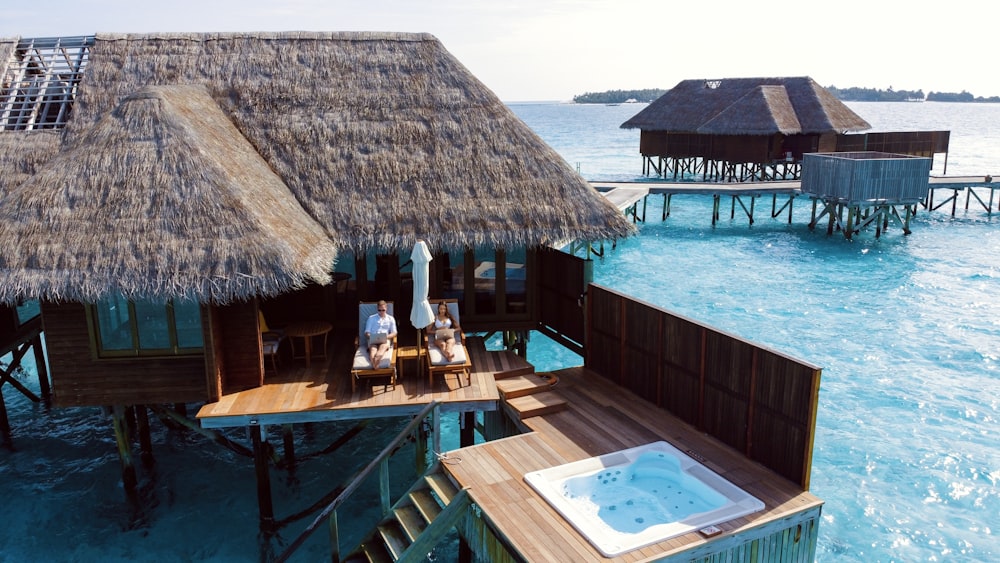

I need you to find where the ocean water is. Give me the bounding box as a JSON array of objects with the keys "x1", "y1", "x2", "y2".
[
  {"x1": 509, "y1": 100, "x2": 1000, "y2": 562},
  {"x1": 2, "y1": 101, "x2": 998, "y2": 562}
]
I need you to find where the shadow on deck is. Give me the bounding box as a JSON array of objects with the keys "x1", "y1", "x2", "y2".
[{"x1": 196, "y1": 334, "x2": 528, "y2": 429}]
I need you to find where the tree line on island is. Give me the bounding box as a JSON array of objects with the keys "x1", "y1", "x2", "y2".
[{"x1": 573, "y1": 87, "x2": 1000, "y2": 104}]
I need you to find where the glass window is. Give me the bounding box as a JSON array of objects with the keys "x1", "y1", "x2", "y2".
[
  {"x1": 91, "y1": 297, "x2": 203, "y2": 357},
  {"x1": 505, "y1": 247, "x2": 528, "y2": 314},
  {"x1": 15, "y1": 300, "x2": 40, "y2": 325},
  {"x1": 96, "y1": 295, "x2": 134, "y2": 351},
  {"x1": 172, "y1": 300, "x2": 204, "y2": 349}
]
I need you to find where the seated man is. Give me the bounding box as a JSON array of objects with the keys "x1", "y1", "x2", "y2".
[{"x1": 364, "y1": 300, "x2": 397, "y2": 368}]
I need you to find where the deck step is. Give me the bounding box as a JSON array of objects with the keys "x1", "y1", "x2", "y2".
[
  {"x1": 409, "y1": 488, "x2": 443, "y2": 522},
  {"x1": 394, "y1": 504, "x2": 427, "y2": 541},
  {"x1": 377, "y1": 521, "x2": 410, "y2": 560},
  {"x1": 425, "y1": 471, "x2": 460, "y2": 505},
  {"x1": 493, "y1": 366, "x2": 535, "y2": 380},
  {"x1": 507, "y1": 391, "x2": 567, "y2": 420},
  {"x1": 496, "y1": 373, "x2": 555, "y2": 399},
  {"x1": 358, "y1": 540, "x2": 394, "y2": 563}
]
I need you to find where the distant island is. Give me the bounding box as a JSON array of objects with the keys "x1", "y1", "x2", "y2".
[
  {"x1": 825, "y1": 86, "x2": 1000, "y2": 103},
  {"x1": 572, "y1": 89, "x2": 666, "y2": 104},
  {"x1": 573, "y1": 87, "x2": 1000, "y2": 103}
]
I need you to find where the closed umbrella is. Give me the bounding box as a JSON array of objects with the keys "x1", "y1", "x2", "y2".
[{"x1": 409, "y1": 240, "x2": 435, "y2": 333}]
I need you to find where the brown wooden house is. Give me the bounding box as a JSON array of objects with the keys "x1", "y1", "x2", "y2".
[
  {"x1": 621, "y1": 76, "x2": 873, "y2": 181},
  {"x1": 0, "y1": 32, "x2": 635, "y2": 409}
]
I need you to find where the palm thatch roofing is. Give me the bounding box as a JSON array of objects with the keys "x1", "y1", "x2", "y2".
[
  {"x1": 62, "y1": 32, "x2": 634, "y2": 252},
  {"x1": 0, "y1": 83, "x2": 337, "y2": 304},
  {"x1": 0, "y1": 31, "x2": 634, "y2": 304},
  {"x1": 0, "y1": 130, "x2": 62, "y2": 189},
  {"x1": 621, "y1": 76, "x2": 871, "y2": 135}
]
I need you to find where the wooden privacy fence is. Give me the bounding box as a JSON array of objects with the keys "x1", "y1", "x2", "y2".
[{"x1": 585, "y1": 284, "x2": 822, "y2": 489}]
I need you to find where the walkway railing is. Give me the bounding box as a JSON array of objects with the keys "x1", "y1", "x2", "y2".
[{"x1": 274, "y1": 400, "x2": 441, "y2": 563}]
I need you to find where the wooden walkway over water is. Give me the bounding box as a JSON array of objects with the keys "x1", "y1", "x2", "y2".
[
  {"x1": 594, "y1": 175, "x2": 1000, "y2": 225},
  {"x1": 197, "y1": 336, "x2": 526, "y2": 428},
  {"x1": 443, "y1": 366, "x2": 823, "y2": 561}
]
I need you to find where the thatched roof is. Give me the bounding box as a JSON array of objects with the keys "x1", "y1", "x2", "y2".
[
  {"x1": 0, "y1": 83, "x2": 337, "y2": 304},
  {"x1": 0, "y1": 130, "x2": 62, "y2": 189},
  {"x1": 621, "y1": 77, "x2": 871, "y2": 135},
  {"x1": 61, "y1": 32, "x2": 634, "y2": 253}
]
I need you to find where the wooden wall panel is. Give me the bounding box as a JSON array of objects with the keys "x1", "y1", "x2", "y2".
[
  {"x1": 585, "y1": 285, "x2": 622, "y2": 383},
  {"x1": 217, "y1": 300, "x2": 263, "y2": 394},
  {"x1": 42, "y1": 302, "x2": 207, "y2": 407},
  {"x1": 585, "y1": 283, "x2": 822, "y2": 489}
]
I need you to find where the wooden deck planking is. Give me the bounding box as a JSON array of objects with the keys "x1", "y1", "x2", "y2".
[
  {"x1": 444, "y1": 366, "x2": 823, "y2": 562},
  {"x1": 196, "y1": 336, "x2": 517, "y2": 428}
]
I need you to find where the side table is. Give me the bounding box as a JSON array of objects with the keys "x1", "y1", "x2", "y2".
[
  {"x1": 285, "y1": 320, "x2": 333, "y2": 368},
  {"x1": 396, "y1": 345, "x2": 422, "y2": 380}
]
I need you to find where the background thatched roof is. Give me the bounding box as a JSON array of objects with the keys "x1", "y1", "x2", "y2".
[
  {"x1": 621, "y1": 77, "x2": 871, "y2": 135},
  {"x1": 0, "y1": 84, "x2": 337, "y2": 304},
  {"x1": 63, "y1": 32, "x2": 634, "y2": 254}
]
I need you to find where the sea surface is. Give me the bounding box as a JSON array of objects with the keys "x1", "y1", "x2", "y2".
[{"x1": 2, "y1": 101, "x2": 999, "y2": 562}]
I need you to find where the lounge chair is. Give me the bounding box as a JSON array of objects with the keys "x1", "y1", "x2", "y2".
[
  {"x1": 424, "y1": 299, "x2": 472, "y2": 387},
  {"x1": 351, "y1": 301, "x2": 397, "y2": 393}
]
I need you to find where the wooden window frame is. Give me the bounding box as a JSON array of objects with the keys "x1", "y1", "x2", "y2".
[{"x1": 86, "y1": 299, "x2": 203, "y2": 359}]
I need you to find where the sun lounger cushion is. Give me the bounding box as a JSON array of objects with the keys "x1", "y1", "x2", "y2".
[
  {"x1": 354, "y1": 346, "x2": 393, "y2": 370},
  {"x1": 427, "y1": 343, "x2": 467, "y2": 365}
]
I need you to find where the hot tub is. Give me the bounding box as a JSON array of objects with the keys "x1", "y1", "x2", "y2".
[{"x1": 524, "y1": 441, "x2": 765, "y2": 556}]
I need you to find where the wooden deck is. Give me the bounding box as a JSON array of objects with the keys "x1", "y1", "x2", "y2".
[
  {"x1": 443, "y1": 366, "x2": 823, "y2": 562},
  {"x1": 594, "y1": 180, "x2": 801, "y2": 197},
  {"x1": 196, "y1": 336, "x2": 522, "y2": 429}
]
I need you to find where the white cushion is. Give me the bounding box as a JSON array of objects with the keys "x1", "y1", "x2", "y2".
[
  {"x1": 427, "y1": 343, "x2": 467, "y2": 365},
  {"x1": 262, "y1": 341, "x2": 280, "y2": 355},
  {"x1": 354, "y1": 346, "x2": 393, "y2": 370}
]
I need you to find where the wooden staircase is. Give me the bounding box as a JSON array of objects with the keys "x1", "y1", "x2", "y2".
[
  {"x1": 494, "y1": 366, "x2": 567, "y2": 420},
  {"x1": 344, "y1": 463, "x2": 471, "y2": 563}
]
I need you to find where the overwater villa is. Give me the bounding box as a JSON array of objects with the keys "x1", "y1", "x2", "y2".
[
  {"x1": 621, "y1": 76, "x2": 950, "y2": 182},
  {"x1": 1, "y1": 33, "x2": 824, "y2": 561}
]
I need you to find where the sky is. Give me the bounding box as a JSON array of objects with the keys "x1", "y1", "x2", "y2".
[{"x1": 2, "y1": 0, "x2": 997, "y2": 102}]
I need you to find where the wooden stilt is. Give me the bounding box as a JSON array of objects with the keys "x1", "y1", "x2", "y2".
[
  {"x1": 414, "y1": 415, "x2": 428, "y2": 475},
  {"x1": 282, "y1": 423, "x2": 295, "y2": 467},
  {"x1": 0, "y1": 385, "x2": 11, "y2": 448},
  {"x1": 135, "y1": 404, "x2": 154, "y2": 466},
  {"x1": 460, "y1": 411, "x2": 475, "y2": 447},
  {"x1": 250, "y1": 424, "x2": 275, "y2": 530},
  {"x1": 110, "y1": 404, "x2": 138, "y2": 499},
  {"x1": 31, "y1": 334, "x2": 51, "y2": 402}
]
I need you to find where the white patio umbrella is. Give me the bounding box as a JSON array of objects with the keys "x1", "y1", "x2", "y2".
[{"x1": 409, "y1": 240, "x2": 435, "y2": 333}]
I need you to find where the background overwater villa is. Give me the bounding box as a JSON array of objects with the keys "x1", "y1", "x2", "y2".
[{"x1": 1, "y1": 33, "x2": 826, "y2": 561}]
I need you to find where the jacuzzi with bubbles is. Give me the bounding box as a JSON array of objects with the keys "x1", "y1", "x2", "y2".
[{"x1": 524, "y1": 441, "x2": 765, "y2": 556}]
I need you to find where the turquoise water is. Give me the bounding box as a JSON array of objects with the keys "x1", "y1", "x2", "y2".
[
  {"x1": 2, "y1": 101, "x2": 998, "y2": 562},
  {"x1": 510, "y1": 101, "x2": 1000, "y2": 562}
]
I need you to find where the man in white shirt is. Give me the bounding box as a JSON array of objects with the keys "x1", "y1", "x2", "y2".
[{"x1": 364, "y1": 300, "x2": 397, "y2": 368}]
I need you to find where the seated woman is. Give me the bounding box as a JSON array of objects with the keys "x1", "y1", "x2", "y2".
[{"x1": 426, "y1": 301, "x2": 459, "y2": 361}]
